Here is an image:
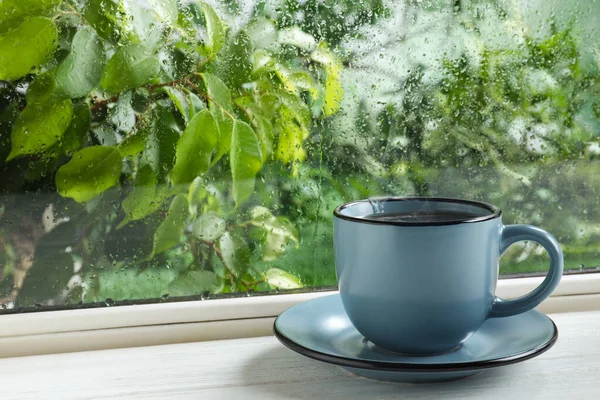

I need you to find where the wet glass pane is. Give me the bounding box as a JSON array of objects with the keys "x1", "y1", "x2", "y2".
[{"x1": 0, "y1": 0, "x2": 598, "y2": 310}]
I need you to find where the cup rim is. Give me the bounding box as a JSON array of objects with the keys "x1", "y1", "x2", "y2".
[{"x1": 333, "y1": 197, "x2": 502, "y2": 227}]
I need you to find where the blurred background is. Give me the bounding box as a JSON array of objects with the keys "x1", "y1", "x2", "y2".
[{"x1": 0, "y1": 0, "x2": 598, "y2": 309}]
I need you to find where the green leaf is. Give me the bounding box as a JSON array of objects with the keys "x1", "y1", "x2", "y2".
[
  {"x1": 170, "y1": 110, "x2": 218, "y2": 185},
  {"x1": 289, "y1": 72, "x2": 319, "y2": 100},
  {"x1": 56, "y1": 146, "x2": 122, "y2": 202},
  {"x1": 256, "y1": 94, "x2": 279, "y2": 119},
  {"x1": 212, "y1": 111, "x2": 233, "y2": 163},
  {"x1": 101, "y1": 44, "x2": 160, "y2": 93},
  {"x1": 120, "y1": 165, "x2": 168, "y2": 227},
  {"x1": 164, "y1": 87, "x2": 192, "y2": 123},
  {"x1": 200, "y1": 2, "x2": 226, "y2": 58},
  {"x1": 0, "y1": 0, "x2": 60, "y2": 34},
  {"x1": 165, "y1": 88, "x2": 205, "y2": 123},
  {"x1": 275, "y1": 106, "x2": 306, "y2": 176},
  {"x1": 262, "y1": 231, "x2": 292, "y2": 262},
  {"x1": 119, "y1": 130, "x2": 148, "y2": 158},
  {"x1": 277, "y1": 90, "x2": 311, "y2": 132},
  {"x1": 273, "y1": 65, "x2": 318, "y2": 100},
  {"x1": 250, "y1": 206, "x2": 298, "y2": 242},
  {"x1": 84, "y1": 0, "x2": 123, "y2": 43},
  {"x1": 165, "y1": 270, "x2": 217, "y2": 297},
  {"x1": 201, "y1": 73, "x2": 233, "y2": 161},
  {"x1": 0, "y1": 17, "x2": 58, "y2": 81},
  {"x1": 252, "y1": 49, "x2": 275, "y2": 74},
  {"x1": 265, "y1": 268, "x2": 302, "y2": 290},
  {"x1": 219, "y1": 231, "x2": 250, "y2": 276},
  {"x1": 85, "y1": 0, "x2": 177, "y2": 46},
  {"x1": 187, "y1": 176, "x2": 208, "y2": 217},
  {"x1": 152, "y1": 194, "x2": 188, "y2": 256},
  {"x1": 231, "y1": 120, "x2": 263, "y2": 206},
  {"x1": 192, "y1": 211, "x2": 226, "y2": 241},
  {"x1": 323, "y1": 65, "x2": 343, "y2": 116},
  {"x1": 213, "y1": 31, "x2": 253, "y2": 88},
  {"x1": 147, "y1": 0, "x2": 178, "y2": 26},
  {"x1": 189, "y1": 91, "x2": 206, "y2": 116},
  {"x1": 250, "y1": 206, "x2": 298, "y2": 261},
  {"x1": 278, "y1": 27, "x2": 317, "y2": 50},
  {"x1": 7, "y1": 98, "x2": 73, "y2": 160},
  {"x1": 143, "y1": 105, "x2": 180, "y2": 178},
  {"x1": 254, "y1": 115, "x2": 273, "y2": 163},
  {"x1": 26, "y1": 73, "x2": 57, "y2": 104},
  {"x1": 56, "y1": 26, "x2": 105, "y2": 98},
  {"x1": 57, "y1": 102, "x2": 92, "y2": 155},
  {"x1": 311, "y1": 45, "x2": 343, "y2": 116},
  {"x1": 201, "y1": 73, "x2": 233, "y2": 112},
  {"x1": 122, "y1": 0, "x2": 170, "y2": 48}
]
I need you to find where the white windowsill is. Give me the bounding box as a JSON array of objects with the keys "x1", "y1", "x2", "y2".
[
  {"x1": 0, "y1": 273, "x2": 598, "y2": 358},
  {"x1": 1, "y1": 309, "x2": 599, "y2": 399}
]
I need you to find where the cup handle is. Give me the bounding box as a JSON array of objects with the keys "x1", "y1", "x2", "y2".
[{"x1": 489, "y1": 224, "x2": 564, "y2": 318}]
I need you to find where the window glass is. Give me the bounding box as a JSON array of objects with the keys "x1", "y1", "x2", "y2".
[{"x1": 0, "y1": 0, "x2": 598, "y2": 310}]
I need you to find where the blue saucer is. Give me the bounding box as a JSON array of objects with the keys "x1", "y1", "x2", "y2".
[{"x1": 274, "y1": 294, "x2": 558, "y2": 383}]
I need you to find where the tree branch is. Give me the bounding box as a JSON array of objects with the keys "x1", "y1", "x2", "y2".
[{"x1": 91, "y1": 79, "x2": 184, "y2": 113}]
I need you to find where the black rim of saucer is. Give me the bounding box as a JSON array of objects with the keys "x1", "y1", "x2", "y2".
[
  {"x1": 273, "y1": 316, "x2": 558, "y2": 373},
  {"x1": 334, "y1": 197, "x2": 502, "y2": 227}
]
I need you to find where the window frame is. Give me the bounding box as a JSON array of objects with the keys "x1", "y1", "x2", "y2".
[{"x1": 0, "y1": 273, "x2": 598, "y2": 358}]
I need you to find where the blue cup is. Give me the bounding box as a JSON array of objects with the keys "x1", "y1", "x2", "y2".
[{"x1": 334, "y1": 197, "x2": 563, "y2": 355}]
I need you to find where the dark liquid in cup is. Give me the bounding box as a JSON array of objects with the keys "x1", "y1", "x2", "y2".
[{"x1": 364, "y1": 210, "x2": 482, "y2": 223}]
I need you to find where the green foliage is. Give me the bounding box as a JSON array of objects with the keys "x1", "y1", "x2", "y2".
[
  {"x1": 219, "y1": 231, "x2": 250, "y2": 277},
  {"x1": 265, "y1": 268, "x2": 302, "y2": 289},
  {"x1": 213, "y1": 31, "x2": 253, "y2": 88},
  {"x1": 231, "y1": 120, "x2": 263, "y2": 205},
  {"x1": 0, "y1": 17, "x2": 58, "y2": 81},
  {"x1": 200, "y1": 1, "x2": 226, "y2": 58},
  {"x1": 311, "y1": 44, "x2": 344, "y2": 116},
  {"x1": 118, "y1": 130, "x2": 147, "y2": 157},
  {"x1": 201, "y1": 73, "x2": 233, "y2": 161},
  {"x1": 8, "y1": 97, "x2": 73, "y2": 160},
  {"x1": 170, "y1": 110, "x2": 218, "y2": 184},
  {"x1": 249, "y1": 206, "x2": 298, "y2": 261},
  {"x1": 0, "y1": 0, "x2": 596, "y2": 308},
  {"x1": 192, "y1": 212, "x2": 226, "y2": 241},
  {"x1": 56, "y1": 27, "x2": 105, "y2": 98},
  {"x1": 120, "y1": 165, "x2": 166, "y2": 226},
  {"x1": 166, "y1": 270, "x2": 217, "y2": 296},
  {"x1": 274, "y1": 0, "x2": 388, "y2": 45},
  {"x1": 152, "y1": 194, "x2": 188, "y2": 256},
  {"x1": 60, "y1": 102, "x2": 92, "y2": 155},
  {"x1": 56, "y1": 146, "x2": 122, "y2": 202},
  {"x1": 101, "y1": 44, "x2": 159, "y2": 93},
  {"x1": 84, "y1": 0, "x2": 123, "y2": 43},
  {"x1": 0, "y1": 0, "x2": 60, "y2": 33}
]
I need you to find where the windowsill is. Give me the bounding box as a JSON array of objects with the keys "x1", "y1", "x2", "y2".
[
  {"x1": 0, "y1": 273, "x2": 599, "y2": 358},
  {"x1": 1, "y1": 309, "x2": 599, "y2": 399}
]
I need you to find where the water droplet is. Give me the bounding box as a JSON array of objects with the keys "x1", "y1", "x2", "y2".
[{"x1": 104, "y1": 298, "x2": 115, "y2": 307}]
